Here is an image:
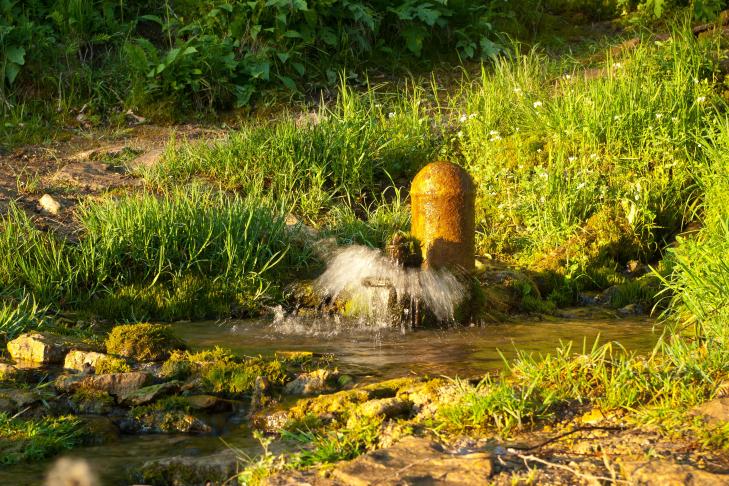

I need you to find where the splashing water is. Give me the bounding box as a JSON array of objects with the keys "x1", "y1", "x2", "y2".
[{"x1": 315, "y1": 245, "x2": 466, "y2": 325}]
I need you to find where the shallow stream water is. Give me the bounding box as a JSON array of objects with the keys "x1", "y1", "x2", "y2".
[{"x1": 1, "y1": 312, "x2": 662, "y2": 485}]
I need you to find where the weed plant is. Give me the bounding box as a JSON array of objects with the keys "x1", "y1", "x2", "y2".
[{"x1": 0, "y1": 413, "x2": 87, "y2": 465}]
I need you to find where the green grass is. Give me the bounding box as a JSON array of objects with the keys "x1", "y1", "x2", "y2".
[
  {"x1": 0, "y1": 186, "x2": 303, "y2": 321},
  {"x1": 0, "y1": 413, "x2": 87, "y2": 466},
  {"x1": 138, "y1": 85, "x2": 439, "y2": 224},
  {"x1": 0, "y1": 293, "x2": 49, "y2": 342}
]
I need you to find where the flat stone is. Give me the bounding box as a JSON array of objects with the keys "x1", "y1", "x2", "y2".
[
  {"x1": 284, "y1": 369, "x2": 335, "y2": 396},
  {"x1": 38, "y1": 194, "x2": 61, "y2": 215},
  {"x1": 121, "y1": 410, "x2": 212, "y2": 434},
  {"x1": 8, "y1": 333, "x2": 69, "y2": 364},
  {"x1": 51, "y1": 161, "x2": 132, "y2": 192},
  {"x1": 0, "y1": 388, "x2": 41, "y2": 414},
  {"x1": 63, "y1": 350, "x2": 107, "y2": 372},
  {"x1": 330, "y1": 436, "x2": 493, "y2": 486},
  {"x1": 184, "y1": 394, "x2": 231, "y2": 412},
  {"x1": 621, "y1": 460, "x2": 728, "y2": 485},
  {"x1": 135, "y1": 450, "x2": 238, "y2": 486},
  {"x1": 120, "y1": 381, "x2": 180, "y2": 406},
  {"x1": 56, "y1": 372, "x2": 149, "y2": 397},
  {"x1": 691, "y1": 397, "x2": 729, "y2": 425},
  {"x1": 355, "y1": 397, "x2": 413, "y2": 420}
]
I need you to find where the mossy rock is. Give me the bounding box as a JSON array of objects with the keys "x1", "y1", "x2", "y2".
[
  {"x1": 105, "y1": 323, "x2": 185, "y2": 362},
  {"x1": 94, "y1": 356, "x2": 132, "y2": 374},
  {"x1": 534, "y1": 205, "x2": 644, "y2": 276},
  {"x1": 69, "y1": 389, "x2": 114, "y2": 415}
]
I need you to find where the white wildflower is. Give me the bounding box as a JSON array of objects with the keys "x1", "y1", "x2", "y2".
[
  {"x1": 388, "y1": 112, "x2": 395, "y2": 118},
  {"x1": 696, "y1": 96, "x2": 707, "y2": 104},
  {"x1": 533, "y1": 101, "x2": 543, "y2": 108},
  {"x1": 655, "y1": 113, "x2": 663, "y2": 119},
  {"x1": 459, "y1": 114, "x2": 468, "y2": 123},
  {"x1": 568, "y1": 156, "x2": 577, "y2": 162}
]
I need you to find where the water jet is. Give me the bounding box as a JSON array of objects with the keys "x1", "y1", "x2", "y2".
[{"x1": 315, "y1": 161, "x2": 476, "y2": 328}]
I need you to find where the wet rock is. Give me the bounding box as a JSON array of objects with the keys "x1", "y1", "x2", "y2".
[
  {"x1": 56, "y1": 371, "x2": 149, "y2": 397},
  {"x1": 621, "y1": 460, "x2": 727, "y2": 485},
  {"x1": 82, "y1": 416, "x2": 120, "y2": 445},
  {"x1": 284, "y1": 368, "x2": 337, "y2": 396},
  {"x1": 64, "y1": 350, "x2": 107, "y2": 372},
  {"x1": 8, "y1": 332, "x2": 69, "y2": 364},
  {"x1": 253, "y1": 409, "x2": 290, "y2": 433},
  {"x1": 250, "y1": 375, "x2": 271, "y2": 414},
  {"x1": 121, "y1": 410, "x2": 212, "y2": 434},
  {"x1": 396, "y1": 378, "x2": 447, "y2": 413},
  {"x1": 69, "y1": 389, "x2": 114, "y2": 415},
  {"x1": 184, "y1": 394, "x2": 230, "y2": 412},
  {"x1": 38, "y1": 194, "x2": 61, "y2": 215},
  {"x1": 0, "y1": 388, "x2": 41, "y2": 414},
  {"x1": 691, "y1": 397, "x2": 729, "y2": 426},
  {"x1": 354, "y1": 397, "x2": 413, "y2": 420},
  {"x1": 330, "y1": 436, "x2": 492, "y2": 486},
  {"x1": 135, "y1": 450, "x2": 239, "y2": 486},
  {"x1": 617, "y1": 303, "x2": 645, "y2": 316},
  {"x1": 120, "y1": 381, "x2": 180, "y2": 406}
]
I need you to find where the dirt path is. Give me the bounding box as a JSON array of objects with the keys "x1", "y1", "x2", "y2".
[{"x1": 0, "y1": 124, "x2": 225, "y2": 234}]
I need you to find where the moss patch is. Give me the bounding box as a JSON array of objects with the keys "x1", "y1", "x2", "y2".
[{"x1": 105, "y1": 323, "x2": 184, "y2": 362}]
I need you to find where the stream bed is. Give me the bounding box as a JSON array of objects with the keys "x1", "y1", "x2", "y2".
[{"x1": 1, "y1": 312, "x2": 662, "y2": 485}]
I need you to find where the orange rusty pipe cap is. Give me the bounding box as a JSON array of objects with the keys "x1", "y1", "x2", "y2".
[{"x1": 411, "y1": 161, "x2": 475, "y2": 271}]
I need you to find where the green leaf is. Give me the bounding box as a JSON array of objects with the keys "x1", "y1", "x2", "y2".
[
  {"x1": 251, "y1": 25, "x2": 262, "y2": 40},
  {"x1": 235, "y1": 84, "x2": 255, "y2": 107},
  {"x1": 401, "y1": 26, "x2": 426, "y2": 56},
  {"x1": 320, "y1": 27, "x2": 337, "y2": 46},
  {"x1": 4, "y1": 62, "x2": 20, "y2": 84},
  {"x1": 414, "y1": 5, "x2": 441, "y2": 26},
  {"x1": 291, "y1": 62, "x2": 305, "y2": 76},
  {"x1": 5, "y1": 46, "x2": 25, "y2": 66},
  {"x1": 182, "y1": 46, "x2": 198, "y2": 56},
  {"x1": 138, "y1": 14, "x2": 162, "y2": 24},
  {"x1": 480, "y1": 37, "x2": 502, "y2": 61},
  {"x1": 283, "y1": 30, "x2": 302, "y2": 38},
  {"x1": 277, "y1": 52, "x2": 290, "y2": 63},
  {"x1": 277, "y1": 75, "x2": 297, "y2": 91},
  {"x1": 247, "y1": 60, "x2": 271, "y2": 80}
]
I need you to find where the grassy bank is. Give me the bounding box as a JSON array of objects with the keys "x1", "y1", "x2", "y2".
[{"x1": 1, "y1": 18, "x2": 728, "y2": 324}]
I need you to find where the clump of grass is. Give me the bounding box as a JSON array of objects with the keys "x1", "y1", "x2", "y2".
[
  {"x1": 0, "y1": 413, "x2": 87, "y2": 465},
  {"x1": 105, "y1": 323, "x2": 184, "y2": 362},
  {"x1": 138, "y1": 85, "x2": 439, "y2": 224},
  {"x1": 0, "y1": 293, "x2": 50, "y2": 342},
  {"x1": 450, "y1": 28, "x2": 718, "y2": 280},
  {"x1": 661, "y1": 118, "x2": 729, "y2": 343},
  {"x1": 0, "y1": 185, "x2": 301, "y2": 321},
  {"x1": 435, "y1": 376, "x2": 557, "y2": 436}
]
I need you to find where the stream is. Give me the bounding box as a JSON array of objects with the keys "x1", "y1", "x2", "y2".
[{"x1": 1, "y1": 312, "x2": 662, "y2": 485}]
